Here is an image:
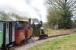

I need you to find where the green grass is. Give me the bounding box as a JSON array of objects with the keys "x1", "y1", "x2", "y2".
[
  {"x1": 44, "y1": 28, "x2": 65, "y2": 35},
  {"x1": 29, "y1": 33, "x2": 76, "y2": 50}
]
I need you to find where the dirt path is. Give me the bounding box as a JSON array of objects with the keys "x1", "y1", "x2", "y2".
[
  {"x1": 15, "y1": 37, "x2": 56, "y2": 50},
  {"x1": 15, "y1": 29, "x2": 76, "y2": 50}
]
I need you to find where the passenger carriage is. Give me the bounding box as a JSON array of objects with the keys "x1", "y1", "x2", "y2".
[{"x1": 0, "y1": 18, "x2": 32, "y2": 50}]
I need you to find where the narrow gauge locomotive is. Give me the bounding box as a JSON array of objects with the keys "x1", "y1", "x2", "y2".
[{"x1": 15, "y1": 19, "x2": 32, "y2": 45}]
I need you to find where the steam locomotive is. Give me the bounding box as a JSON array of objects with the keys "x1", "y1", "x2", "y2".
[{"x1": 15, "y1": 19, "x2": 32, "y2": 45}]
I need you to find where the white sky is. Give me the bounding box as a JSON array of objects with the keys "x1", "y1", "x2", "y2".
[{"x1": 0, "y1": 0, "x2": 47, "y2": 22}]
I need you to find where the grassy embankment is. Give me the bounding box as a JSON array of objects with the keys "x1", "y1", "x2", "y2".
[{"x1": 29, "y1": 32, "x2": 76, "y2": 50}]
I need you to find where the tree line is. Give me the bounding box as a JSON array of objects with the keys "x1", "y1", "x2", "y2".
[{"x1": 47, "y1": 0, "x2": 76, "y2": 29}]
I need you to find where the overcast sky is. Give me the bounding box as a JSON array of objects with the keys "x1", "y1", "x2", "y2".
[{"x1": 0, "y1": 0, "x2": 48, "y2": 22}]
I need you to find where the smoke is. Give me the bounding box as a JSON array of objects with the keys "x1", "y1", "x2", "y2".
[{"x1": 0, "y1": 0, "x2": 47, "y2": 22}]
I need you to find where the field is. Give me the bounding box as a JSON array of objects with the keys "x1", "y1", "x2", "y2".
[{"x1": 29, "y1": 33, "x2": 76, "y2": 50}]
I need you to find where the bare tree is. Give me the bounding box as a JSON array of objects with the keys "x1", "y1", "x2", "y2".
[{"x1": 47, "y1": 0, "x2": 76, "y2": 28}]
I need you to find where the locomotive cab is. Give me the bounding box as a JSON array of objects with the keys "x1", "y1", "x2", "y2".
[{"x1": 15, "y1": 19, "x2": 32, "y2": 45}]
